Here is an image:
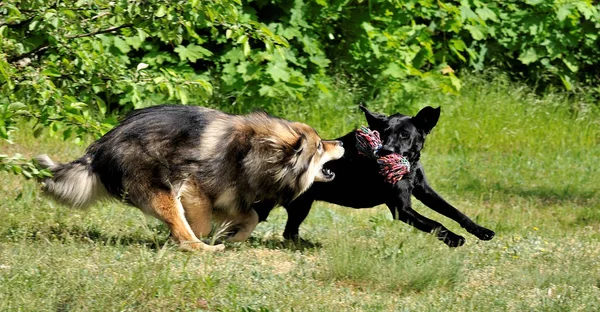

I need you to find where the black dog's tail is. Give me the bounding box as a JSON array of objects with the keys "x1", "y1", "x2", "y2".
[{"x1": 35, "y1": 154, "x2": 107, "y2": 208}]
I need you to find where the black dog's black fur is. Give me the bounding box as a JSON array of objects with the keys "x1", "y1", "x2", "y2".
[{"x1": 254, "y1": 105, "x2": 495, "y2": 247}]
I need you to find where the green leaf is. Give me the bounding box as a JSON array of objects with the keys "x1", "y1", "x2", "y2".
[
  {"x1": 155, "y1": 5, "x2": 167, "y2": 18},
  {"x1": 42, "y1": 68, "x2": 61, "y2": 77},
  {"x1": 62, "y1": 128, "x2": 72, "y2": 141},
  {"x1": 70, "y1": 102, "x2": 87, "y2": 109},
  {"x1": 557, "y1": 4, "x2": 573, "y2": 22},
  {"x1": 96, "y1": 97, "x2": 107, "y2": 116},
  {"x1": 361, "y1": 22, "x2": 375, "y2": 33},
  {"x1": 178, "y1": 88, "x2": 189, "y2": 104},
  {"x1": 460, "y1": 4, "x2": 478, "y2": 21},
  {"x1": 412, "y1": 48, "x2": 428, "y2": 69},
  {"x1": 137, "y1": 28, "x2": 147, "y2": 42},
  {"x1": 125, "y1": 36, "x2": 143, "y2": 50},
  {"x1": 465, "y1": 25, "x2": 485, "y2": 40},
  {"x1": 575, "y1": 2, "x2": 595, "y2": 19},
  {"x1": 22, "y1": 169, "x2": 33, "y2": 179},
  {"x1": 450, "y1": 46, "x2": 467, "y2": 62},
  {"x1": 7, "y1": 102, "x2": 26, "y2": 111},
  {"x1": 519, "y1": 48, "x2": 538, "y2": 64},
  {"x1": 112, "y1": 37, "x2": 131, "y2": 54},
  {"x1": 267, "y1": 63, "x2": 290, "y2": 82},
  {"x1": 525, "y1": 0, "x2": 544, "y2": 5},
  {"x1": 563, "y1": 56, "x2": 578, "y2": 72},
  {"x1": 243, "y1": 41, "x2": 251, "y2": 56},
  {"x1": 382, "y1": 63, "x2": 405, "y2": 79},
  {"x1": 559, "y1": 74, "x2": 573, "y2": 91},
  {"x1": 0, "y1": 58, "x2": 12, "y2": 87},
  {"x1": 290, "y1": 0, "x2": 309, "y2": 28},
  {"x1": 258, "y1": 85, "x2": 277, "y2": 97},
  {"x1": 12, "y1": 165, "x2": 22, "y2": 175},
  {"x1": 449, "y1": 73, "x2": 462, "y2": 91},
  {"x1": 0, "y1": 125, "x2": 7, "y2": 139},
  {"x1": 475, "y1": 7, "x2": 498, "y2": 22},
  {"x1": 451, "y1": 39, "x2": 467, "y2": 51},
  {"x1": 309, "y1": 55, "x2": 330, "y2": 68},
  {"x1": 236, "y1": 34, "x2": 248, "y2": 44},
  {"x1": 174, "y1": 44, "x2": 213, "y2": 63},
  {"x1": 31, "y1": 126, "x2": 42, "y2": 138},
  {"x1": 0, "y1": 25, "x2": 8, "y2": 38},
  {"x1": 315, "y1": 80, "x2": 330, "y2": 94}
]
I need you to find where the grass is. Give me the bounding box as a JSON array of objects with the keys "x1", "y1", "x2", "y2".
[{"x1": 1, "y1": 74, "x2": 599, "y2": 311}]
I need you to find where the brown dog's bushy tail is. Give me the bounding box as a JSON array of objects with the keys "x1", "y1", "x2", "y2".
[{"x1": 35, "y1": 154, "x2": 107, "y2": 208}]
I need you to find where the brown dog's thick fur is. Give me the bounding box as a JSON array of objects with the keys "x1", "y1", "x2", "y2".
[{"x1": 36, "y1": 105, "x2": 344, "y2": 251}]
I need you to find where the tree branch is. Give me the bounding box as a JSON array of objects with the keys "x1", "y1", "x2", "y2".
[
  {"x1": 7, "y1": 24, "x2": 134, "y2": 64},
  {"x1": 65, "y1": 23, "x2": 133, "y2": 39},
  {"x1": 0, "y1": 15, "x2": 34, "y2": 28},
  {"x1": 7, "y1": 42, "x2": 49, "y2": 63}
]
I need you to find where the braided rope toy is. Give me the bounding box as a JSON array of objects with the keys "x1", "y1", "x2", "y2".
[{"x1": 356, "y1": 126, "x2": 410, "y2": 184}]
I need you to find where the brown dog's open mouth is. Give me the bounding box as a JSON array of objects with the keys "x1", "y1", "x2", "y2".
[{"x1": 320, "y1": 168, "x2": 335, "y2": 181}]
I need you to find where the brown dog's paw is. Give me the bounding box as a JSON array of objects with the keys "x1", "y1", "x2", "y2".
[
  {"x1": 206, "y1": 244, "x2": 226, "y2": 252},
  {"x1": 180, "y1": 241, "x2": 225, "y2": 252}
]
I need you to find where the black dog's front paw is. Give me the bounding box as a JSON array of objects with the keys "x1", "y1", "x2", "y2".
[
  {"x1": 436, "y1": 229, "x2": 465, "y2": 248},
  {"x1": 283, "y1": 230, "x2": 300, "y2": 241},
  {"x1": 444, "y1": 235, "x2": 466, "y2": 248},
  {"x1": 467, "y1": 226, "x2": 495, "y2": 241}
]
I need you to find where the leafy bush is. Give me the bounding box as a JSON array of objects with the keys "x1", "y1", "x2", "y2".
[
  {"x1": 1, "y1": 0, "x2": 599, "y2": 177},
  {"x1": 0, "y1": 0, "x2": 290, "y2": 176},
  {"x1": 454, "y1": 0, "x2": 600, "y2": 91}
]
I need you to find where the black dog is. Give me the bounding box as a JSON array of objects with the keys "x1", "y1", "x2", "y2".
[{"x1": 254, "y1": 105, "x2": 495, "y2": 247}]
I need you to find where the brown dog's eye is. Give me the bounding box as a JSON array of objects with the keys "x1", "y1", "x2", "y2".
[{"x1": 317, "y1": 141, "x2": 323, "y2": 152}]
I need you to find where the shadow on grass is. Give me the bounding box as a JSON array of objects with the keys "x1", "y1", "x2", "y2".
[
  {"x1": 2, "y1": 221, "x2": 326, "y2": 252},
  {"x1": 2, "y1": 222, "x2": 170, "y2": 250},
  {"x1": 457, "y1": 177, "x2": 598, "y2": 206},
  {"x1": 245, "y1": 236, "x2": 322, "y2": 252}
]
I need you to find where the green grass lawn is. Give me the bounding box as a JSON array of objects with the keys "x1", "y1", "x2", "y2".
[{"x1": 1, "y1": 75, "x2": 599, "y2": 311}]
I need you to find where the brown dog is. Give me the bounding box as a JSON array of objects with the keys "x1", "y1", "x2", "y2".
[{"x1": 36, "y1": 105, "x2": 344, "y2": 251}]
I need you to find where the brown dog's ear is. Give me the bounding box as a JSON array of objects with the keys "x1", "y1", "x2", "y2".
[
  {"x1": 359, "y1": 104, "x2": 387, "y2": 130},
  {"x1": 292, "y1": 134, "x2": 305, "y2": 154},
  {"x1": 412, "y1": 106, "x2": 440, "y2": 134}
]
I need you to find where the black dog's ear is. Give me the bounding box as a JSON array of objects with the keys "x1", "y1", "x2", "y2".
[
  {"x1": 412, "y1": 106, "x2": 440, "y2": 134},
  {"x1": 359, "y1": 104, "x2": 387, "y2": 130}
]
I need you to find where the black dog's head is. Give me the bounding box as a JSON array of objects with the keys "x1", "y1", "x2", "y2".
[{"x1": 359, "y1": 105, "x2": 440, "y2": 162}]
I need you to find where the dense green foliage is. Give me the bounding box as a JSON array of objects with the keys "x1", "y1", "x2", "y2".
[{"x1": 1, "y1": 0, "x2": 599, "y2": 176}]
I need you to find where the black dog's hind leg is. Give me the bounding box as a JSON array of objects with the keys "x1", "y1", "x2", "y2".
[
  {"x1": 282, "y1": 196, "x2": 315, "y2": 240},
  {"x1": 387, "y1": 187, "x2": 466, "y2": 247},
  {"x1": 412, "y1": 166, "x2": 495, "y2": 241}
]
